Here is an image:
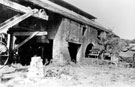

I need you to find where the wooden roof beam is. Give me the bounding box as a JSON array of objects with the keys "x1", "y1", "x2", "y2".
[{"x1": 0, "y1": 0, "x2": 48, "y2": 20}]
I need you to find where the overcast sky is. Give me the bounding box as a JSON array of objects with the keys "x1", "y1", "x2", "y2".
[{"x1": 64, "y1": 0, "x2": 135, "y2": 40}]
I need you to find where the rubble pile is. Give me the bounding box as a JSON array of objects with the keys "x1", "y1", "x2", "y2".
[{"x1": 27, "y1": 56, "x2": 44, "y2": 79}]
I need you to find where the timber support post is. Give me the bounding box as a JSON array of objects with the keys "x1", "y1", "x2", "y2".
[{"x1": 8, "y1": 34, "x2": 14, "y2": 63}]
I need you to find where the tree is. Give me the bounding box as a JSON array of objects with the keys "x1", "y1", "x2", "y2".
[{"x1": 98, "y1": 32, "x2": 128, "y2": 60}]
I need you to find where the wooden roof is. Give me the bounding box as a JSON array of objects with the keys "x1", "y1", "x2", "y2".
[
  {"x1": 48, "y1": 0, "x2": 96, "y2": 20},
  {"x1": 25, "y1": 0, "x2": 110, "y2": 32}
]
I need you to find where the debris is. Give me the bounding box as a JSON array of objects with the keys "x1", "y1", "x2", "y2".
[{"x1": 27, "y1": 56, "x2": 44, "y2": 79}]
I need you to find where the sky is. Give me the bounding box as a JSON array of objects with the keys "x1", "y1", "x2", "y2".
[{"x1": 64, "y1": 0, "x2": 135, "y2": 40}]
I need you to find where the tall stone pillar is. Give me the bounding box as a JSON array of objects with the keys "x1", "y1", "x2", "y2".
[
  {"x1": 76, "y1": 45, "x2": 83, "y2": 63},
  {"x1": 53, "y1": 18, "x2": 71, "y2": 65}
]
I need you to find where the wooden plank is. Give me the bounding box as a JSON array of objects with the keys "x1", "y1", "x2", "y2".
[
  {"x1": 26, "y1": 0, "x2": 110, "y2": 32},
  {"x1": 13, "y1": 31, "x2": 47, "y2": 36},
  {"x1": 0, "y1": 0, "x2": 48, "y2": 20},
  {"x1": 0, "y1": 12, "x2": 33, "y2": 33}
]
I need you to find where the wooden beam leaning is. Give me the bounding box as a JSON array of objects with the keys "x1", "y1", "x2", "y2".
[
  {"x1": 14, "y1": 32, "x2": 39, "y2": 50},
  {"x1": 26, "y1": 0, "x2": 110, "y2": 32},
  {"x1": 0, "y1": 12, "x2": 33, "y2": 33},
  {"x1": 13, "y1": 31, "x2": 48, "y2": 36},
  {"x1": 0, "y1": 0, "x2": 48, "y2": 20}
]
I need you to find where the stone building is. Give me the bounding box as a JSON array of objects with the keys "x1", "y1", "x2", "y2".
[{"x1": 0, "y1": 0, "x2": 112, "y2": 65}]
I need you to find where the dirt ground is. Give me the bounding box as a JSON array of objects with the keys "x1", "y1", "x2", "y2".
[{"x1": 0, "y1": 59, "x2": 135, "y2": 87}]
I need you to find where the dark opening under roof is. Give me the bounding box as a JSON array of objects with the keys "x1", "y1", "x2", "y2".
[{"x1": 49, "y1": 0, "x2": 96, "y2": 20}]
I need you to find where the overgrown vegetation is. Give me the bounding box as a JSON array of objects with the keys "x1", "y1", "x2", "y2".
[{"x1": 99, "y1": 32, "x2": 128, "y2": 54}]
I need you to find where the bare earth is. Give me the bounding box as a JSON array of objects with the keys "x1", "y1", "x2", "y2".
[{"x1": 0, "y1": 60, "x2": 135, "y2": 87}]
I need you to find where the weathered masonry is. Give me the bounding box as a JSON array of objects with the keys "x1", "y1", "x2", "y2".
[{"x1": 0, "y1": 0, "x2": 111, "y2": 65}]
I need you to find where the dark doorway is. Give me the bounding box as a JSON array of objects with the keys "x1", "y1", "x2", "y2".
[
  {"x1": 68, "y1": 42, "x2": 81, "y2": 63},
  {"x1": 85, "y1": 43, "x2": 94, "y2": 57},
  {"x1": 15, "y1": 37, "x2": 53, "y2": 65},
  {"x1": 43, "y1": 39, "x2": 53, "y2": 65}
]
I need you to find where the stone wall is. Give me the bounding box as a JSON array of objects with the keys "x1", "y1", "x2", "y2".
[{"x1": 52, "y1": 18, "x2": 98, "y2": 64}]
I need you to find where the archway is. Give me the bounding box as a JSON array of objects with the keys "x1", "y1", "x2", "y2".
[{"x1": 85, "y1": 43, "x2": 94, "y2": 57}]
